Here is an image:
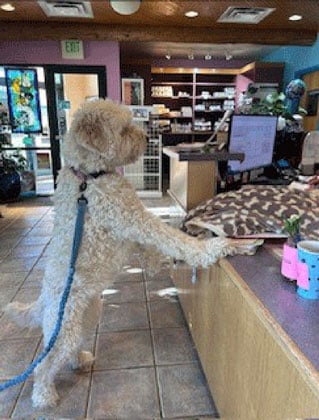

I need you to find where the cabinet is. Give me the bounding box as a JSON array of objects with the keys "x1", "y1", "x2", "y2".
[
  {"x1": 171, "y1": 254, "x2": 319, "y2": 419},
  {"x1": 151, "y1": 68, "x2": 236, "y2": 141}
]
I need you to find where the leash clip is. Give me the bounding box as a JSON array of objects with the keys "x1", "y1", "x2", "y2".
[{"x1": 78, "y1": 194, "x2": 88, "y2": 204}]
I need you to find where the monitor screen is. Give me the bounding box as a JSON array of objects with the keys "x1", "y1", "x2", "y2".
[{"x1": 227, "y1": 115, "x2": 277, "y2": 173}]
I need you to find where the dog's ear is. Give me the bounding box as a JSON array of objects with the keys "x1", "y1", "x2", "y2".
[
  {"x1": 70, "y1": 99, "x2": 133, "y2": 155},
  {"x1": 72, "y1": 110, "x2": 110, "y2": 154}
]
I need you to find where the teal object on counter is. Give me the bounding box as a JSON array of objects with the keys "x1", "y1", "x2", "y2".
[{"x1": 297, "y1": 240, "x2": 319, "y2": 300}]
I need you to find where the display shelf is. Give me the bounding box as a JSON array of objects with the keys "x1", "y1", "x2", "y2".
[
  {"x1": 151, "y1": 68, "x2": 236, "y2": 135},
  {"x1": 151, "y1": 95, "x2": 192, "y2": 99}
]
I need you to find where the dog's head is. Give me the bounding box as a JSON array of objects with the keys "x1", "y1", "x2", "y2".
[{"x1": 63, "y1": 99, "x2": 147, "y2": 172}]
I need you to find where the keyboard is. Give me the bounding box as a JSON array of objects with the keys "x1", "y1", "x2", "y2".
[{"x1": 249, "y1": 176, "x2": 292, "y2": 186}]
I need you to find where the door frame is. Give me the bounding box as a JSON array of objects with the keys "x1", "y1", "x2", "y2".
[{"x1": 44, "y1": 65, "x2": 107, "y2": 184}]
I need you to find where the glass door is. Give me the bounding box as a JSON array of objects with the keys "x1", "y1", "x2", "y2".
[{"x1": 45, "y1": 65, "x2": 107, "y2": 185}]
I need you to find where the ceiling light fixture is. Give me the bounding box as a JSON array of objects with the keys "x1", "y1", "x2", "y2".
[
  {"x1": 225, "y1": 53, "x2": 233, "y2": 61},
  {"x1": 188, "y1": 52, "x2": 194, "y2": 60},
  {"x1": 165, "y1": 52, "x2": 171, "y2": 60},
  {"x1": 0, "y1": 3, "x2": 15, "y2": 11},
  {"x1": 289, "y1": 14, "x2": 302, "y2": 21},
  {"x1": 205, "y1": 53, "x2": 212, "y2": 60},
  {"x1": 185, "y1": 10, "x2": 198, "y2": 18},
  {"x1": 110, "y1": 0, "x2": 141, "y2": 15}
]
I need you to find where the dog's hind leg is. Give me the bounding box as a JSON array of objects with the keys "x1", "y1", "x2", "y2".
[{"x1": 31, "y1": 290, "x2": 91, "y2": 408}]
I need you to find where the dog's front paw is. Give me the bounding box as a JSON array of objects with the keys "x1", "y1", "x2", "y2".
[
  {"x1": 72, "y1": 350, "x2": 95, "y2": 371},
  {"x1": 32, "y1": 383, "x2": 59, "y2": 408}
]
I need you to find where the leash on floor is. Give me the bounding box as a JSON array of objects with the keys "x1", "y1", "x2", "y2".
[{"x1": 0, "y1": 191, "x2": 88, "y2": 392}]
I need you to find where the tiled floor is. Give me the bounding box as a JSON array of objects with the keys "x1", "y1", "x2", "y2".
[{"x1": 0, "y1": 195, "x2": 219, "y2": 419}]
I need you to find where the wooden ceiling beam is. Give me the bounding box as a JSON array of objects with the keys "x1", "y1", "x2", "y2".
[{"x1": 0, "y1": 22, "x2": 316, "y2": 46}]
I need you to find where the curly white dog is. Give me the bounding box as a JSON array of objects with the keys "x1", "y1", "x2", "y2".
[{"x1": 6, "y1": 99, "x2": 259, "y2": 408}]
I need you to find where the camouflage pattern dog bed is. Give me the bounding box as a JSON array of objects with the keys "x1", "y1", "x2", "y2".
[{"x1": 181, "y1": 185, "x2": 319, "y2": 239}]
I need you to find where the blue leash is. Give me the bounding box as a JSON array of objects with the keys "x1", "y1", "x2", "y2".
[{"x1": 0, "y1": 194, "x2": 87, "y2": 392}]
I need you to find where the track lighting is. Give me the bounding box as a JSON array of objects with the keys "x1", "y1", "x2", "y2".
[
  {"x1": 165, "y1": 53, "x2": 171, "y2": 60},
  {"x1": 110, "y1": 0, "x2": 141, "y2": 15},
  {"x1": 225, "y1": 53, "x2": 233, "y2": 61}
]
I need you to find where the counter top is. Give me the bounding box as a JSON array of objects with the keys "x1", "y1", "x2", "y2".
[
  {"x1": 163, "y1": 146, "x2": 244, "y2": 162},
  {"x1": 224, "y1": 245, "x2": 319, "y2": 373}
]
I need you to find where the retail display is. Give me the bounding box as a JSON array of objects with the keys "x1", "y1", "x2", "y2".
[{"x1": 151, "y1": 68, "x2": 236, "y2": 137}]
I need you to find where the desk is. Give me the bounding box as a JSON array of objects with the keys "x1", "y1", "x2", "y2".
[
  {"x1": 171, "y1": 247, "x2": 319, "y2": 419},
  {"x1": 162, "y1": 147, "x2": 244, "y2": 211}
]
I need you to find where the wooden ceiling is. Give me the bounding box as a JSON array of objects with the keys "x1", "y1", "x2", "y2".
[{"x1": 0, "y1": 1, "x2": 318, "y2": 59}]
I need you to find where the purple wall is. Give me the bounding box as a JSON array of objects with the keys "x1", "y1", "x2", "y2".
[{"x1": 0, "y1": 40, "x2": 121, "y2": 100}]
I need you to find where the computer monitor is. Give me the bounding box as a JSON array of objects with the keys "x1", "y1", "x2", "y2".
[{"x1": 227, "y1": 115, "x2": 278, "y2": 173}]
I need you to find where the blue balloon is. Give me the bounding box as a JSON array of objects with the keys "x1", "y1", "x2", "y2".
[{"x1": 285, "y1": 79, "x2": 306, "y2": 114}]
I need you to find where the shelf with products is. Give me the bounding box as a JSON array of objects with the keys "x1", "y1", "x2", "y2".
[{"x1": 151, "y1": 68, "x2": 237, "y2": 137}]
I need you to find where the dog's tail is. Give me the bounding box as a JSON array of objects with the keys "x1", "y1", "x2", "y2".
[{"x1": 4, "y1": 298, "x2": 42, "y2": 328}]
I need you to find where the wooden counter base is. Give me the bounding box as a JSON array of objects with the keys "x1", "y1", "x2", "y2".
[
  {"x1": 168, "y1": 157, "x2": 217, "y2": 210},
  {"x1": 171, "y1": 259, "x2": 319, "y2": 419}
]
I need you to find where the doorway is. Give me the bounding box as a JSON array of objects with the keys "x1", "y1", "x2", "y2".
[{"x1": 45, "y1": 65, "x2": 107, "y2": 186}]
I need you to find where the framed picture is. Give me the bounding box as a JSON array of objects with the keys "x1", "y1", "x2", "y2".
[
  {"x1": 5, "y1": 67, "x2": 42, "y2": 133},
  {"x1": 129, "y1": 105, "x2": 152, "y2": 122},
  {"x1": 122, "y1": 78, "x2": 144, "y2": 106}
]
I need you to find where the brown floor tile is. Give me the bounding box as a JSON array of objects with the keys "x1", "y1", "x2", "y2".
[
  {"x1": 12, "y1": 372, "x2": 90, "y2": 418},
  {"x1": 13, "y1": 287, "x2": 41, "y2": 304},
  {"x1": 8, "y1": 244, "x2": 46, "y2": 258},
  {"x1": 0, "y1": 381, "x2": 23, "y2": 418},
  {"x1": 0, "y1": 271, "x2": 28, "y2": 289},
  {"x1": 145, "y1": 274, "x2": 174, "y2": 301},
  {"x1": 19, "y1": 235, "x2": 51, "y2": 246},
  {"x1": 102, "y1": 281, "x2": 145, "y2": 303},
  {"x1": 32, "y1": 256, "x2": 50, "y2": 271},
  {"x1": 88, "y1": 368, "x2": 160, "y2": 419},
  {"x1": 157, "y1": 364, "x2": 218, "y2": 418},
  {"x1": 0, "y1": 227, "x2": 31, "y2": 237},
  {"x1": 0, "y1": 257, "x2": 38, "y2": 273},
  {"x1": 114, "y1": 270, "x2": 144, "y2": 283},
  {"x1": 0, "y1": 288, "x2": 21, "y2": 311},
  {"x1": 29, "y1": 227, "x2": 53, "y2": 237},
  {"x1": 22, "y1": 270, "x2": 44, "y2": 287},
  {"x1": 149, "y1": 300, "x2": 186, "y2": 329},
  {"x1": 0, "y1": 314, "x2": 42, "y2": 340},
  {"x1": 0, "y1": 338, "x2": 40, "y2": 380},
  {"x1": 98, "y1": 301, "x2": 149, "y2": 332},
  {"x1": 0, "y1": 247, "x2": 11, "y2": 261},
  {"x1": 152, "y1": 327, "x2": 198, "y2": 365},
  {"x1": 94, "y1": 330, "x2": 153, "y2": 370}
]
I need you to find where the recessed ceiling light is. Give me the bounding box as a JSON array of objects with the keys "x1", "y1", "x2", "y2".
[
  {"x1": 185, "y1": 10, "x2": 198, "y2": 18},
  {"x1": 289, "y1": 14, "x2": 302, "y2": 21},
  {"x1": 0, "y1": 3, "x2": 15, "y2": 12}
]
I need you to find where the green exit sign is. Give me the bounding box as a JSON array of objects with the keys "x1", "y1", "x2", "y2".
[{"x1": 61, "y1": 40, "x2": 84, "y2": 59}]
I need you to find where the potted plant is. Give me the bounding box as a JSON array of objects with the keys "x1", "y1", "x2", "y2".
[
  {"x1": 281, "y1": 214, "x2": 303, "y2": 281},
  {"x1": 0, "y1": 131, "x2": 28, "y2": 203}
]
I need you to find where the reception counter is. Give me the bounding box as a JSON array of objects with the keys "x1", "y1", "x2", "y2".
[
  {"x1": 171, "y1": 245, "x2": 319, "y2": 419},
  {"x1": 162, "y1": 146, "x2": 244, "y2": 211}
]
